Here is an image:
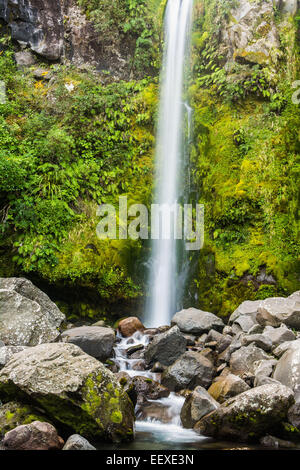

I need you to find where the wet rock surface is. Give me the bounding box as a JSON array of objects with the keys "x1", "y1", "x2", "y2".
[
  {"x1": 195, "y1": 384, "x2": 295, "y2": 441},
  {"x1": 61, "y1": 326, "x2": 115, "y2": 361},
  {"x1": 172, "y1": 308, "x2": 224, "y2": 335}
]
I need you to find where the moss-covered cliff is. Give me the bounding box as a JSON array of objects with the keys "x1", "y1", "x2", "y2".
[{"x1": 0, "y1": 0, "x2": 299, "y2": 321}]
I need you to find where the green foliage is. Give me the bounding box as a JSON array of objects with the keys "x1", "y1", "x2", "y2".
[
  {"x1": 76, "y1": 0, "x2": 162, "y2": 74},
  {"x1": 0, "y1": 49, "x2": 157, "y2": 307}
]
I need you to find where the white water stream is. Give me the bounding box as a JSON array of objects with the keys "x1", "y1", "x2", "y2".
[{"x1": 114, "y1": 331, "x2": 203, "y2": 445}]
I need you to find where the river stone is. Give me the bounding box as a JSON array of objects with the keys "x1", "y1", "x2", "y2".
[
  {"x1": 2, "y1": 421, "x2": 64, "y2": 450},
  {"x1": 0, "y1": 346, "x2": 28, "y2": 369},
  {"x1": 229, "y1": 300, "x2": 261, "y2": 325},
  {"x1": 208, "y1": 374, "x2": 250, "y2": 404},
  {"x1": 205, "y1": 330, "x2": 232, "y2": 354},
  {"x1": 0, "y1": 277, "x2": 65, "y2": 346},
  {"x1": 63, "y1": 434, "x2": 96, "y2": 450},
  {"x1": 171, "y1": 308, "x2": 224, "y2": 335},
  {"x1": 0, "y1": 343, "x2": 134, "y2": 442},
  {"x1": 0, "y1": 401, "x2": 52, "y2": 435},
  {"x1": 180, "y1": 386, "x2": 219, "y2": 428},
  {"x1": 161, "y1": 351, "x2": 215, "y2": 392},
  {"x1": 61, "y1": 326, "x2": 115, "y2": 361},
  {"x1": 241, "y1": 334, "x2": 273, "y2": 352},
  {"x1": 144, "y1": 326, "x2": 187, "y2": 367},
  {"x1": 230, "y1": 344, "x2": 272, "y2": 377},
  {"x1": 262, "y1": 325, "x2": 296, "y2": 348},
  {"x1": 195, "y1": 383, "x2": 295, "y2": 442},
  {"x1": 253, "y1": 359, "x2": 278, "y2": 388},
  {"x1": 288, "y1": 403, "x2": 300, "y2": 429},
  {"x1": 273, "y1": 339, "x2": 300, "y2": 358},
  {"x1": 274, "y1": 343, "x2": 300, "y2": 401},
  {"x1": 118, "y1": 317, "x2": 145, "y2": 337},
  {"x1": 260, "y1": 434, "x2": 296, "y2": 449},
  {"x1": 132, "y1": 376, "x2": 170, "y2": 406},
  {"x1": 257, "y1": 295, "x2": 300, "y2": 329}
]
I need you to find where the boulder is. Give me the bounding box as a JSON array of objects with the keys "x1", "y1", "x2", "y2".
[
  {"x1": 195, "y1": 384, "x2": 295, "y2": 442},
  {"x1": 230, "y1": 344, "x2": 272, "y2": 377},
  {"x1": 253, "y1": 359, "x2": 278, "y2": 388},
  {"x1": 273, "y1": 339, "x2": 300, "y2": 358},
  {"x1": 263, "y1": 325, "x2": 296, "y2": 348},
  {"x1": 257, "y1": 296, "x2": 300, "y2": 329},
  {"x1": 2, "y1": 421, "x2": 64, "y2": 450},
  {"x1": 0, "y1": 343, "x2": 134, "y2": 442},
  {"x1": 208, "y1": 374, "x2": 250, "y2": 403},
  {"x1": 288, "y1": 403, "x2": 300, "y2": 429},
  {"x1": 61, "y1": 326, "x2": 115, "y2": 361},
  {"x1": 0, "y1": 346, "x2": 28, "y2": 369},
  {"x1": 171, "y1": 308, "x2": 224, "y2": 335},
  {"x1": 260, "y1": 434, "x2": 296, "y2": 449},
  {"x1": 161, "y1": 351, "x2": 215, "y2": 392},
  {"x1": 205, "y1": 330, "x2": 232, "y2": 354},
  {"x1": 131, "y1": 376, "x2": 170, "y2": 406},
  {"x1": 229, "y1": 300, "x2": 261, "y2": 327},
  {"x1": 144, "y1": 326, "x2": 187, "y2": 367},
  {"x1": 0, "y1": 277, "x2": 65, "y2": 346},
  {"x1": 0, "y1": 401, "x2": 51, "y2": 435},
  {"x1": 241, "y1": 334, "x2": 272, "y2": 352},
  {"x1": 63, "y1": 434, "x2": 96, "y2": 450},
  {"x1": 118, "y1": 317, "x2": 145, "y2": 337},
  {"x1": 274, "y1": 343, "x2": 300, "y2": 401},
  {"x1": 180, "y1": 386, "x2": 219, "y2": 428},
  {"x1": 137, "y1": 402, "x2": 172, "y2": 424},
  {"x1": 14, "y1": 50, "x2": 37, "y2": 67}
]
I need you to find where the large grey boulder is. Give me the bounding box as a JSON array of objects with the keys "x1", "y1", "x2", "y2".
[
  {"x1": 0, "y1": 277, "x2": 65, "y2": 346},
  {"x1": 273, "y1": 339, "x2": 300, "y2": 358},
  {"x1": 0, "y1": 343, "x2": 134, "y2": 442},
  {"x1": 229, "y1": 300, "x2": 260, "y2": 333},
  {"x1": 180, "y1": 386, "x2": 219, "y2": 429},
  {"x1": 144, "y1": 326, "x2": 187, "y2": 367},
  {"x1": 257, "y1": 295, "x2": 300, "y2": 329},
  {"x1": 61, "y1": 326, "x2": 115, "y2": 361},
  {"x1": 63, "y1": 434, "x2": 96, "y2": 450},
  {"x1": 274, "y1": 342, "x2": 300, "y2": 401},
  {"x1": 241, "y1": 334, "x2": 273, "y2": 352},
  {"x1": 230, "y1": 344, "x2": 272, "y2": 377},
  {"x1": 253, "y1": 359, "x2": 278, "y2": 387},
  {"x1": 263, "y1": 325, "x2": 296, "y2": 348},
  {"x1": 161, "y1": 351, "x2": 215, "y2": 392},
  {"x1": 195, "y1": 383, "x2": 295, "y2": 442},
  {"x1": 171, "y1": 308, "x2": 224, "y2": 335},
  {"x1": 208, "y1": 374, "x2": 250, "y2": 403}
]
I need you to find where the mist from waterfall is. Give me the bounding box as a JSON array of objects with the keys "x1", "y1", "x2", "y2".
[{"x1": 147, "y1": 0, "x2": 194, "y2": 327}]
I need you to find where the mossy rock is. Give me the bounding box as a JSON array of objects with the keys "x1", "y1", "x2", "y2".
[
  {"x1": 0, "y1": 401, "x2": 52, "y2": 437},
  {"x1": 0, "y1": 343, "x2": 135, "y2": 443}
]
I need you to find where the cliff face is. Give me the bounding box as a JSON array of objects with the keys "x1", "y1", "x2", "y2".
[{"x1": 0, "y1": 0, "x2": 157, "y2": 79}]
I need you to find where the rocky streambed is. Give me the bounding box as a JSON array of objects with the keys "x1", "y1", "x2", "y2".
[{"x1": 0, "y1": 277, "x2": 300, "y2": 450}]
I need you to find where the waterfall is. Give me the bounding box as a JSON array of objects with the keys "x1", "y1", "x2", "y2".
[{"x1": 147, "y1": 0, "x2": 194, "y2": 327}]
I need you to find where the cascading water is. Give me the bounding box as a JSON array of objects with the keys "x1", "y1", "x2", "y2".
[
  {"x1": 147, "y1": 0, "x2": 194, "y2": 328},
  {"x1": 113, "y1": 331, "x2": 205, "y2": 447}
]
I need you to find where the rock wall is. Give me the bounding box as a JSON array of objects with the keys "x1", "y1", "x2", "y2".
[{"x1": 0, "y1": 0, "x2": 136, "y2": 78}]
